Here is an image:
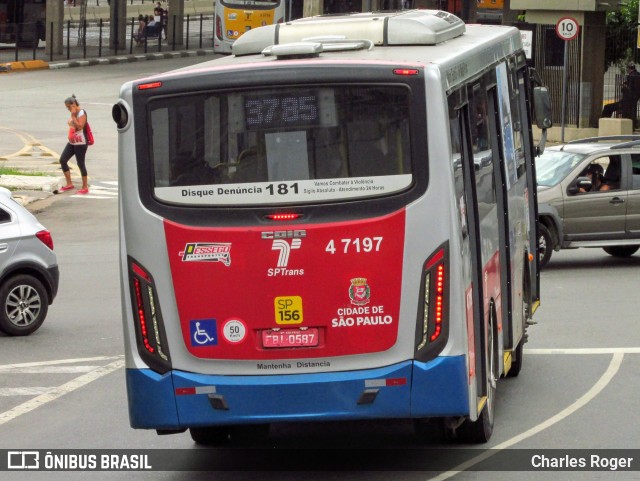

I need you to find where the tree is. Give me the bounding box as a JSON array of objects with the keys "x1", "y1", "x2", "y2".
[{"x1": 605, "y1": 0, "x2": 639, "y2": 69}]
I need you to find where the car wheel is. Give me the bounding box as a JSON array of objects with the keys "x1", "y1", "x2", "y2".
[
  {"x1": 0, "y1": 274, "x2": 49, "y2": 336},
  {"x1": 602, "y1": 245, "x2": 640, "y2": 258},
  {"x1": 538, "y1": 224, "x2": 553, "y2": 268}
]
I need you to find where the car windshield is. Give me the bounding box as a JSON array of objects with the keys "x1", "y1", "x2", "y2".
[{"x1": 536, "y1": 150, "x2": 587, "y2": 187}]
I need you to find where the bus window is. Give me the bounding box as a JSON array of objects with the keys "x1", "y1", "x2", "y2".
[{"x1": 150, "y1": 85, "x2": 413, "y2": 205}]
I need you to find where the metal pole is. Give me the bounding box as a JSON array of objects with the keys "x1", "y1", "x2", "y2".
[
  {"x1": 560, "y1": 40, "x2": 569, "y2": 143},
  {"x1": 66, "y1": 20, "x2": 70, "y2": 59}
]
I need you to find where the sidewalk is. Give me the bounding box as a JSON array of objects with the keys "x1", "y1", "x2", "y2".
[
  {"x1": 0, "y1": 152, "x2": 64, "y2": 208},
  {"x1": 1, "y1": 45, "x2": 216, "y2": 73}
]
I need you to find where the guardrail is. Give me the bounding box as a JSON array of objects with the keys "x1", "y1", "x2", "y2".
[
  {"x1": 64, "y1": 0, "x2": 214, "y2": 22},
  {"x1": 0, "y1": 14, "x2": 214, "y2": 65}
]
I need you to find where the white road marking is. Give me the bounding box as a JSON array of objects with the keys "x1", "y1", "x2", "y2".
[
  {"x1": 0, "y1": 359, "x2": 124, "y2": 426},
  {"x1": 0, "y1": 356, "x2": 122, "y2": 370},
  {"x1": 71, "y1": 194, "x2": 117, "y2": 199},
  {"x1": 427, "y1": 353, "x2": 625, "y2": 480},
  {"x1": 0, "y1": 387, "x2": 54, "y2": 396},
  {"x1": 0, "y1": 366, "x2": 103, "y2": 374},
  {"x1": 70, "y1": 182, "x2": 118, "y2": 199},
  {"x1": 526, "y1": 347, "x2": 640, "y2": 355}
]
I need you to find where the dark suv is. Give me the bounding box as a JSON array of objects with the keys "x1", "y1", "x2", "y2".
[{"x1": 536, "y1": 135, "x2": 640, "y2": 267}]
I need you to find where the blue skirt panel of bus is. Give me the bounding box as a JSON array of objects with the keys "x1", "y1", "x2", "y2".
[
  {"x1": 410, "y1": 355, "x2": 469, "y2": 416},
  {"x1": 126, "y1": 356, "x2": 468, "y2": 429}
]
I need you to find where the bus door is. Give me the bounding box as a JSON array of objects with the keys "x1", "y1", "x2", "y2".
[
  {"x1": 458, "y1": 78, "x2": 503, "y2": 419},
  {"x1": 492, "y1": 61, "x2": 521, "y2": 355},
  {"x1": 519, "y1": 63, "x2": 541, "y2": 309}
]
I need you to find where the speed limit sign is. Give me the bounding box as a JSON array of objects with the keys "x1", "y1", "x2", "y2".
[{"x1": 556, "y1": 17, "x2": 580, "y2": 41}]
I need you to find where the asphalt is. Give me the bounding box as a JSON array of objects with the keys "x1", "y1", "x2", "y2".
[{"x1": 0, "y1": 47, "x2": 217, "y2": 209}]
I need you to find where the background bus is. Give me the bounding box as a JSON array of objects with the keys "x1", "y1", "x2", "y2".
[
  {"x1": 214, "y1": 0, "x2": 285, "y2": 54},
  {"x1": 0, "y1": 0, "x2": 45, "y2": 48},
  {"x1": 114, "y1": 10, "x2": 551, "y2": 445}
]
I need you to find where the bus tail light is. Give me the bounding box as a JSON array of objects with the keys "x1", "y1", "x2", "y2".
[
  {"x1": 128, "y1": 257, "x2": 171, "y2": 373},
  {"x1": 215, "y1": 15, "x2": 222, "y2": 40},
  {"x1": 415, "y1": 243, "x2": 449, "y2": 361}
]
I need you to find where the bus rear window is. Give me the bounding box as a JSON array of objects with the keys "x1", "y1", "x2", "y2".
[{"x1": 149, "y1": 85, "x2": 413, "y2": 206}]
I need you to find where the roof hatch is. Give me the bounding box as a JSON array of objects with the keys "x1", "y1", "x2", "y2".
[{"x1": 232, "y1": 9, "x2": 466, "y2": 56}]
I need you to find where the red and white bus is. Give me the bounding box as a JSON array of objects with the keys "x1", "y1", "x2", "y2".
[{"x1": 113, "y1": 9, "x2": 551, "y2": 444}]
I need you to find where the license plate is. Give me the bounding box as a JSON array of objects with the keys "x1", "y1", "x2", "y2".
[{"x1": 262, "y1": 328, "x2": 319, "y2": 348}]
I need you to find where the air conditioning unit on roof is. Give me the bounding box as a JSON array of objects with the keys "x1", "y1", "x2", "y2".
[{"x1": 232, "y1": 10, "x2": 466, "y2": 56}]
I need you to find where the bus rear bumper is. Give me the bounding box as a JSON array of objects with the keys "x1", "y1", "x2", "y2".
[{"x1": 126, "y1": 356, "x2": 468, "y2": 429}]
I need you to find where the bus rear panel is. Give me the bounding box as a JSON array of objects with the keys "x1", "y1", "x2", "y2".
[{"x1": 116, "y1": 10, "x2": 542, "y2": 442}]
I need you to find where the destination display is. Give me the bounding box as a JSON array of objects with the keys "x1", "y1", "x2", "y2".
[{"x1": 244, "y1": 91, "x2": 321, "y2": 130}]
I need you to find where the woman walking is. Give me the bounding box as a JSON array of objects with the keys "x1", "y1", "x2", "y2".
[{"x1": 60, "y1": 94, "x2": 89, "y2": 194}]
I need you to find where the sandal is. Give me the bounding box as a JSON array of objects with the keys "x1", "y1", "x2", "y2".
[
  {"x1": 60, "y1": 185, "x2": 74, "y2": 192},
  {"x1": 77, "y1": 188, "x2": 89, "y2": 195}
]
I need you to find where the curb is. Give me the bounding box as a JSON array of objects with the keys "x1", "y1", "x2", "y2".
[
  {"x1": 0, "y1": 59, "x2": 49, "y2": 73},
  {"x1": 48, "y1": 48, "x2": 215, "y2": 70},
  {"x1": 1, "y1": 48, "x2": 216, "y2": 72}
]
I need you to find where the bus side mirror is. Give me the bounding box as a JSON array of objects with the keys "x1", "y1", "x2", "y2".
[
  {"x1": 533, "y1": 86, "x2": 552, "y2": 156},
  {"x1": 533, "y1": 87, "x2": 553, "y2": 130}
]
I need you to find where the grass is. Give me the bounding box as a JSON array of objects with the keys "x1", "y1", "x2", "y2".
[{"x1": 0, "y1": 167, "x2": 49, "y2": 176}]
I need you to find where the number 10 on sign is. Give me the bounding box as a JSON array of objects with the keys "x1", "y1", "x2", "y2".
[
  {"x1": 556, "y1": 17, "x2": 579, "y2": 142},
  {"x1": 556, "y1": 17, "x2": 579, "y2": 41}
]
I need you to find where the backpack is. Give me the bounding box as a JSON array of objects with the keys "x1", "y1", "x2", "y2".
[{"x1": 82, "y1": 110, "x2": 95, "y2": 146}]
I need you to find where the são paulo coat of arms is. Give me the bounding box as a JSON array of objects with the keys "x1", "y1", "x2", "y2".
[{"x1": 349, "y1": 278, "x2": 371, "y2": 306}]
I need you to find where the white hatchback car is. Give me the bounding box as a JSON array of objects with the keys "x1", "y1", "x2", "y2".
[{"x1": 0, "y1": 188, "x2": 59, "y2": 335}]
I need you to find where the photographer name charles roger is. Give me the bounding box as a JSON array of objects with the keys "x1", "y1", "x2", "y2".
[{"x1": 532, "y1": 454, "x2": 634, "y2": 471}]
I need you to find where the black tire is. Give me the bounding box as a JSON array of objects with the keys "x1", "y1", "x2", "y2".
[
  {"x1": 506, "y1": 336, "x2": 525, "y2": 378},
  {"x1": 507, "y1": 282, "x2": 528, "y2": 378},
  {"x1": 0, "y1": 274, "x2": 49, "y2": 336},
  {"x1": 538, "y1": 224, "x2": 553, "y2": 268},
  {"x1": 456, "y1": 311, "x2": 497, "y2": 443},
  {"x1": 189, "y1": 426, "x2": 230, "y2": 446},
  {"x1": 602, "y1": 245, "x2": 640, "y2": 258}
]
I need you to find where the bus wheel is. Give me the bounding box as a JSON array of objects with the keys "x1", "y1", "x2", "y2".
[
  {"x1": 507, "y1": 289, "x2": 528, "y2": 378},
  {"x1": 602, "y1": 245, "x2": 639, "y2": 258},
  {"x1": 506, "y1": 335, "x2": 525, "y2": 378},
  {"x1": 189, "y1": 426, "x2": 230, "y2": 446},
  {"x1": 538, "y1": 224, "x2": 553, "y2": 268},
  {"x1": 456, "y1": 312, "x2": 497, "y2": 443}
]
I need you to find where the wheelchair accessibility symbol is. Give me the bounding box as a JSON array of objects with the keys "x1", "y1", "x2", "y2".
[{"x1": 190, "y1": 319, "x2": 218, "y2": 346}]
